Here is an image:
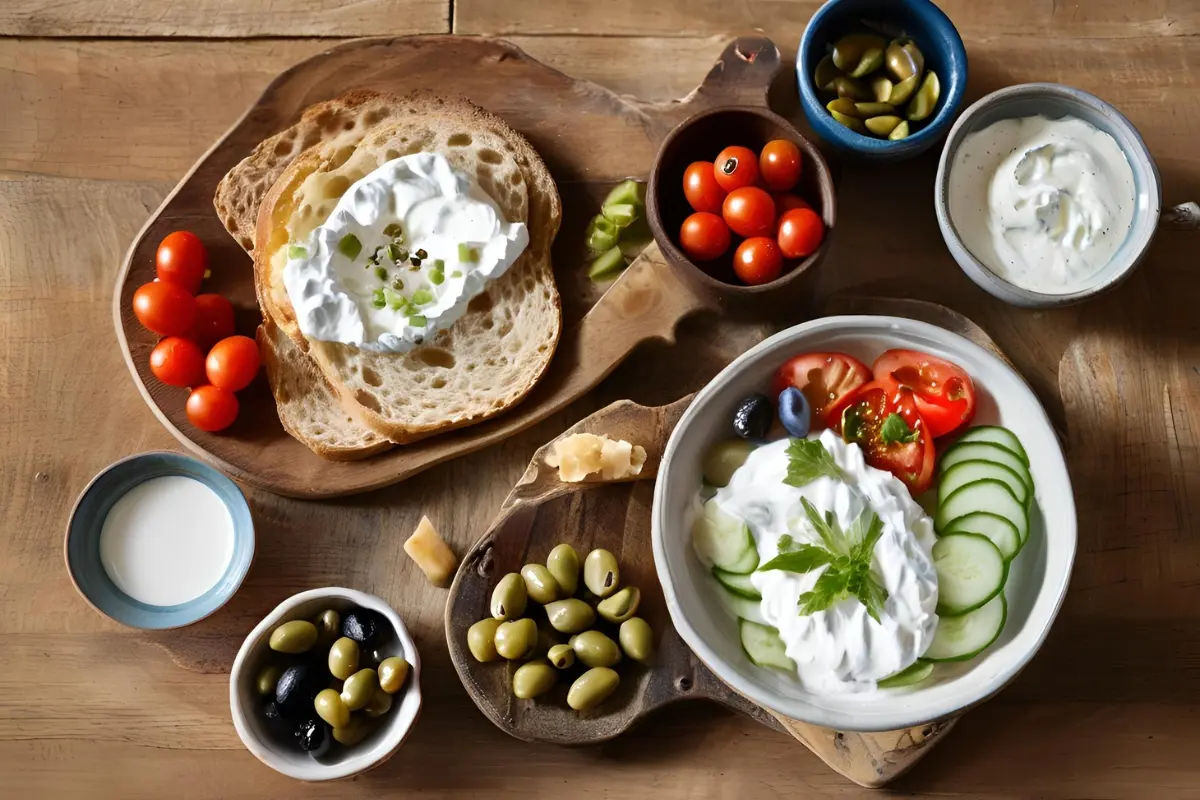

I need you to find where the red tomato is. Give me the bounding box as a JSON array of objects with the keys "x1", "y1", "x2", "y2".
[
  {"x1": 206, "y1": 335, "x2": 261, "y2": 392},
  {"x1": 186, "y1": 385, "x2": 240, "y2": 433},
  {"x1": 732, "y1": 237, "x2": 783, "y2": 285},
  {"x1": 838, "y1": 381, "x2": 936, "y2": 493},
  {"x1": 772, "y1": 193, "x2": 812, "y2": 218},
  {"x1": 191, "y1": 293, "x2": 236, "y2": 349},
  {"x1": 722, "y1": 186, "x2": 776, "y2": 238},
  {"x1": 679, "y1": 212, "x2": 731, "y2": 261},
  {"x1": 771, "y1": 352, "x2": 871, "y2": 429},
  {"x1": 156, "y1": 231, "x2": 208, "y2": 294},
  {"x1": 759, "y1": 140, "x2": 803, "y2": 192},
  {"x1": 132, "y1": 281, "x2": 197, "y2": 337},
  {"x1": 713, "y1": 145, "x2": 760, "y2": 192},
  {"x1": 683, "y1": 161, "x2": 727, "y2": 214},
  {"x1": 776, "y1": 208, "x2": 826, "y2": 259},
  {"x1": 872, "y1": 350, "x2": 977, "y2": 438},
  {"x1": 149, "y1": 337, "x2": 207, "y2": 388}
]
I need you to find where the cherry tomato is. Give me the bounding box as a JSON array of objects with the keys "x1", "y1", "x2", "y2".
[
  {"x1": 186, "y1": 385, "x2": 240, "y2": 433},
  {"x1": 771, "y1": 352, "x2": 872, "y2": 429},
  {"x1": 191, "y1": 293, "x2": 236, "y2": 349},
  {"x1": 206, "y1": 335, "x2": 261, "y2": 392},
  {"x1": 772, "y1": 193, "x2": 812, "y2": 220},
  {"x1": 683, "y1": 161, "x2": 727, "y2": 214},
  {"x1": 679, "y1": 212, "x2": 732, "y2": 261},
  {"x1": 759, "y1": 140, "x2": 803, "y2": 192},
  {"x1": 132, "y1": 281, "x2": 197, "y2": 337},
  {"x1": 713, "y1": 145, "x2": 760, "y2": 192},
  {"x1": 722, "y1": 186, "x2": 776, "y2": 238},
  {"x1": 838, "y1": 381, "x2": 936, "y2": 493},
  {"x1": 149, "y1": 336, "x2": 207, "y2": 388},
  {"x1": 776, "y1": 208, "x2": 826, "y2": 259},
  {"x1": 156, "y1": 231, "x2": 208, "y2": 294},
  {"x1": 732, "y1": 237, "x2": 783, "y2": 285},
  {"x1": 872, "y1": 350, "x2": 977, "y2": 438}
]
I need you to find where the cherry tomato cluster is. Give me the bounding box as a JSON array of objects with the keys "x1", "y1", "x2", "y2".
[
  {"x1": 131, "y1": 231, "x2": 260, "y2": 433},
  {"x1": 678, "y1": 139, "x2": 826, "y2": 286}
]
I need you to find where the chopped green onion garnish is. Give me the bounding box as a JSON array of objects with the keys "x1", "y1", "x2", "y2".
[
  {"x1": 416, "y1": 248, "x2": 428, "y2": 260},
  {"x1": 458, "y1": 243, "x2": 480, "y2": 263},
  {"x1": 391, "y1": 277, "x2": 404, "y2": 291},
  {"x1": 412, "y1": 288, "x2": 433, "y2": 306},
  {"x1": 338, "y1": 233, "x2": 362, "y2": 260},
  {"x1": 409, "y1": 315, "x2": 427, "y2": 327},
  {"x1": 383, "y1": 222, "x2": 404, "y2": 238},
  {"x1": 382, "y1": 287, "x2": 404, "y2": 311},
  {"x1": 450, "y1": 270, "x2": 462, "y2": 278},
  {"x1": 387, "y1": 243, "x2": 407, "y2": 263},
  {"x1": 433, "y1": 259, "x2": 445, "y2": 270},
  {"x1": 429, "y1": 270, "x2": 444, "y2": 285},
  {"x1": 375, "y1": 266, "x2": 388, "y2": 281},
  {"x1": 288, "y1": 244, "x2": 308, "y2": 260},
  {"x1": 371, "y1": 288, "x2": 387, "y2": 308}
]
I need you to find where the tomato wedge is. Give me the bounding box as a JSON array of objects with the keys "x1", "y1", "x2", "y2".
[
  {"x1": 771, "y1": 352, "x2": 871, "y2": 429},
  {"x1": 872, "y1": 349, "x2": 977, "y2": 438},
  {"x1": 838, "y1": 380, "x2": 936, "y2": 493}
]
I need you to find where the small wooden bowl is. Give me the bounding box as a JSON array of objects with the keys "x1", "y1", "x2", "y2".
[{"x1": 646, "y1": 106, "x2": 837, "y2": 308}]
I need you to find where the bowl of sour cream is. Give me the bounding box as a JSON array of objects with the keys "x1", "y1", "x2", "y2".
[
  {"x1": 936, "y1": 83, "x2": 1161, "y2": 306},
  {"x1": 65, "y1": 452, "x2": 255, "y2": 629}
]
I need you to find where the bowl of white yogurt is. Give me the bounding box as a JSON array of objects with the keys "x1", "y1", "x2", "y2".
[{"x1": 935, "y1": 83, "x2": 1161, "y2": 307}]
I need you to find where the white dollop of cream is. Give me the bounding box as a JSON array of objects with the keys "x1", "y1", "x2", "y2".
[
  {"x1": 282, "y1": 152, "x2": 528, "y2": 352},
  {"x1": 948, "y1": 114, "x2": 1135, "y2": 295},
  {"x1": 710, "y1": 431, "x2": 939, "y2": 695}
]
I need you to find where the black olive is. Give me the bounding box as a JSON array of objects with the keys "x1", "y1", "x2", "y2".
[
  {"x1": 262, "y1": 700, "x2": 292, "y2": 741},
  {"x1": 275, "y1": 662, "x2": 324, "y2": 719},
  {"x1": 295, "y1": 718, "x2": 332, "y2": 759},
  {"x1": 732, "y1": 393, "x2": 773, "y2": 440},
  {"x1": 341, "y1": 607, "x2": 387, "y2": 648}
]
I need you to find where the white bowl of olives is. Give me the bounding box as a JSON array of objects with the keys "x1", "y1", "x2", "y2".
[{"x1": 229, "y1": 588, "x2": 422, "y2": 781}]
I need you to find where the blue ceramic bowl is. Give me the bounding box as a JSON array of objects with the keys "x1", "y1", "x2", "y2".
[
  {"x1": 797, "y1": 0, "x2": 968, "y2": 159},
  {"x1": 65, "y1": 452, "x2": 255, "y2": 629}
]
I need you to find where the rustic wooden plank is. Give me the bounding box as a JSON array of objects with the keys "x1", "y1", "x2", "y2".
[{"x1": 0, "y1": 0, "x2": 448, "y2": 37}]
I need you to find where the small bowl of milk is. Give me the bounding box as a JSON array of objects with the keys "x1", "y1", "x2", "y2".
[
  {"x1": 65, "y1": 452, "x2": 254, "y2": 629},
  {"x1": 935, "y1": 83, "x2": 1161, "y2": 307}
]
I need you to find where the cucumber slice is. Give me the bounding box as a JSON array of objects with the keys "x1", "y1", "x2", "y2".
[
  {"x1": 939, "y1": 442, "x2": 1032, "y2": 491},
  {"x1": 932, "y1": 533, "x2": 1008, "y2": 615},
  {"x1": 939, "y1": 459, "x2": 1029, "y2": 507},
  {"x1": 692, "y1": 499, "x2": 759, "y2": 573},
  {"x1": 935, "y1": 479, "x2": 1029, "y2": 543},
  {"x1": 954, "y1": 426, "x2": 1028, "y2": 464},
  {"x1": 941, "y1": 511, "x2": 1021, "y2": 561},
  {"x1": 923, "y1": 594, "x2": 1007, "y2": 662},
  {"x1": 739, "y1": 619, "x2": 795, "y2": 671},
  {"x1": 877, "y1": 660, "x2": 935, "y2": 688},
  {"x1": 721, "y1": 591, "x2": 767, "y2": 624},
  {"x1": 713, "y1": 568, "x2": 762, "y2": 600}
]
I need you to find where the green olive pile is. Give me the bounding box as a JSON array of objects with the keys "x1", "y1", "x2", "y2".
[
  {"x1": 812, "y1": 34, "x2": 941, "y2": 141},
  {"x1": 255, "y1": 605, "x2": 411, "y2": 759},
  {"x1": 467, "y1": 544, "x2": 655, "y2": 712}
]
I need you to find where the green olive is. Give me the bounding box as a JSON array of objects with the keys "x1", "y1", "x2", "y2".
[
  {"x1": 619, "y1": 617, "x2": 655, "y2": 663},
  {"x1": 885, "y1": 39, "x2": 924, "y2": 83},
  {"x1": 255, "y1": 665, "x2": 282, "y2": 697},
  {"x1": 378, "y1": 656, "x2": 410, "y2": 693},
  {"x1": 812, "y1": 54, "x2": 842, "y2": 91},
  {"x1": 314, "y1": 688, "x2": 350, "y2": 728},
  {"x1": 268, "y1": 620, "x2": 318, "y2": 654},
  {"x1": 854, "y1": 102, "x2": 894, "y2": 118},
  {"x1": 512, "y1": 660, "x2": 557, "y2": 700},
  {"x1": 363, "y1": 687, "x2": 393, "y2": 718},
  {"x1": 888, "y1": 120, "x2": 911, "y2": 141},
  {"x1": 701, "y1": 440, "x2": 754, "y2": 488},
  {"x1": 826, "y1": 98, "x2": 859, "y2": 118},
  {"x1": 332, "y1": 715, "x2": 373, "y2": 745},
  {"x1": 545, "y1": 544, "x2": 580, "y2": 597},
  {"x1": 494, "y1": 618, "x2": 538, "y2": 660},
  {"x1": 567, "y1": 667, "x2": 620, "y2": 711},
  {"x1": 547, "y1": 643, "x2": 576, "y2": 669},
  {"x1": 831, "y1": 33, "x2": 887, "y2": 73},
  {"x1": 571, "y1": 630, "x2": 622, "y2": 668},
  {"x1": 583, "y1": 549, "x2": 620, "y2": 598},
  {"x1": 490, "y1": 573, "x2": 527, "y2": 620},
  {"x1": 865, "y1": 115, "x2": 904, "y2": 136},
  {"x1": 830, "y1": 76, "x2": 871, "y2": 101},
  {"x1": 341, "y1": 668, "x2": 380, "y2": 712},
  {"x1": 519, "y1": 564, "x2": 561, "y2": 605},
  {"x1": 544, "y1": 598, "x2": 596, "y2": 634},
  {"x1": 848, "y1": 47, "x2": 884, "y2": 78},
  {"x1": 328, "y1": 637, "x2": 360, "y2": 680},
  {"x1": 467, "y1": 618, "x2": 503, "y2": 662},
  {"x1": 312, "y1": 609, "x2": 341, "y2": 648},
  {"x1": 869, "y1": 74, "x2": 894, "y2": 103},
  {"x1": 830, "y1": 110, "x2": 866, "y2": 133},
  {"x1": 596, "y1": 586, "x2": 641, "y2": 624},
  {"x1": 887, "y1": 74, "x2": 919, "y2": 106},
  {"x1": 906, "y1": 71, "x2": 940, "y2": 122}
]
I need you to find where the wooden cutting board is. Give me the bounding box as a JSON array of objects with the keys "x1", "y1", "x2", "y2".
[{"x1": 113, "y1": 35, "x2": 798, "y2": 498}]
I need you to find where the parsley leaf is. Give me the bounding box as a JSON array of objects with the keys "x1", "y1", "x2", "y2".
[
  {"x1": 759, "y1": 545, "x2": 834, "y2": 574},
  {"x1": 777, "y1": 534, "x2": 797, "y2": 552},
  {"x1": 879, "y1": 413, "x2": 918, "y2": 445},
  {"x1": 784, "y1": 439, "x2": 843, "y2": 487},
  {"x1": 798, "y1": 567, "x2": 851, "y2": 616}
]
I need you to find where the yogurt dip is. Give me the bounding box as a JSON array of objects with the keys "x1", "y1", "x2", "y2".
[
  {"x1": 703, "y1": 431, "x2": 939, "y2": 694},
  {"x1": 283, "y1": 152, "x2": 529, "y2": 352},
  {"x1": 948, "y1": 114, "x2": 1135, "y2": 294}
]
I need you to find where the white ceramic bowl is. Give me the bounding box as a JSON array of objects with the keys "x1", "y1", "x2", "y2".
[
  {"x1": 651, "y1": 315, "x2": 1076, "y2": 731},
  {"x1": 230, "y1": 588, "x2": 422, "y2": 780}
]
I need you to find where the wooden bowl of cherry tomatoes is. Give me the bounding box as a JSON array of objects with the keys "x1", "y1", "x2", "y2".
[{"x1": 647, "y1": 106, "x2": 835, "y2": 301}]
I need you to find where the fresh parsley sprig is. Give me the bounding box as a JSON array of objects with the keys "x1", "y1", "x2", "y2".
[{"x1": 784, "y1": 438, "x2": 843, "y2": 487}]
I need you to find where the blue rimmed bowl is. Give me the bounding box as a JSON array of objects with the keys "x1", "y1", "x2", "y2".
[
  {"x1": 797, "y1": 0, "x2": 967, "y2": 160},
  {"x1": 65, "y1": 451, "x2": 255, "y2": 629}
]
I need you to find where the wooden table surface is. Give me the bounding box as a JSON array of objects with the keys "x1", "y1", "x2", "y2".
[{"x1": 3, "y1": 1, "x2": 1198, "y2": 798}]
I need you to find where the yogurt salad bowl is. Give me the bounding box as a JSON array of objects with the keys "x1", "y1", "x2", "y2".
[{"x1": 651, "y1": 316, "x2": 1076, "y2": 731}]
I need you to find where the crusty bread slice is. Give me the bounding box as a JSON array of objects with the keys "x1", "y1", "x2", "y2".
[{"x1": 256, "y1": 319, "x2": 391, "y2": 460}]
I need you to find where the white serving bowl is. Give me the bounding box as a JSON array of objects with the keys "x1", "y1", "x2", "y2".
[
  {"x1": 651, "y1": 315, "x2": 1076, "y2": 731},
  {"x1": 230, "y1": 588, "x2": 422, "y2": 780}
]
